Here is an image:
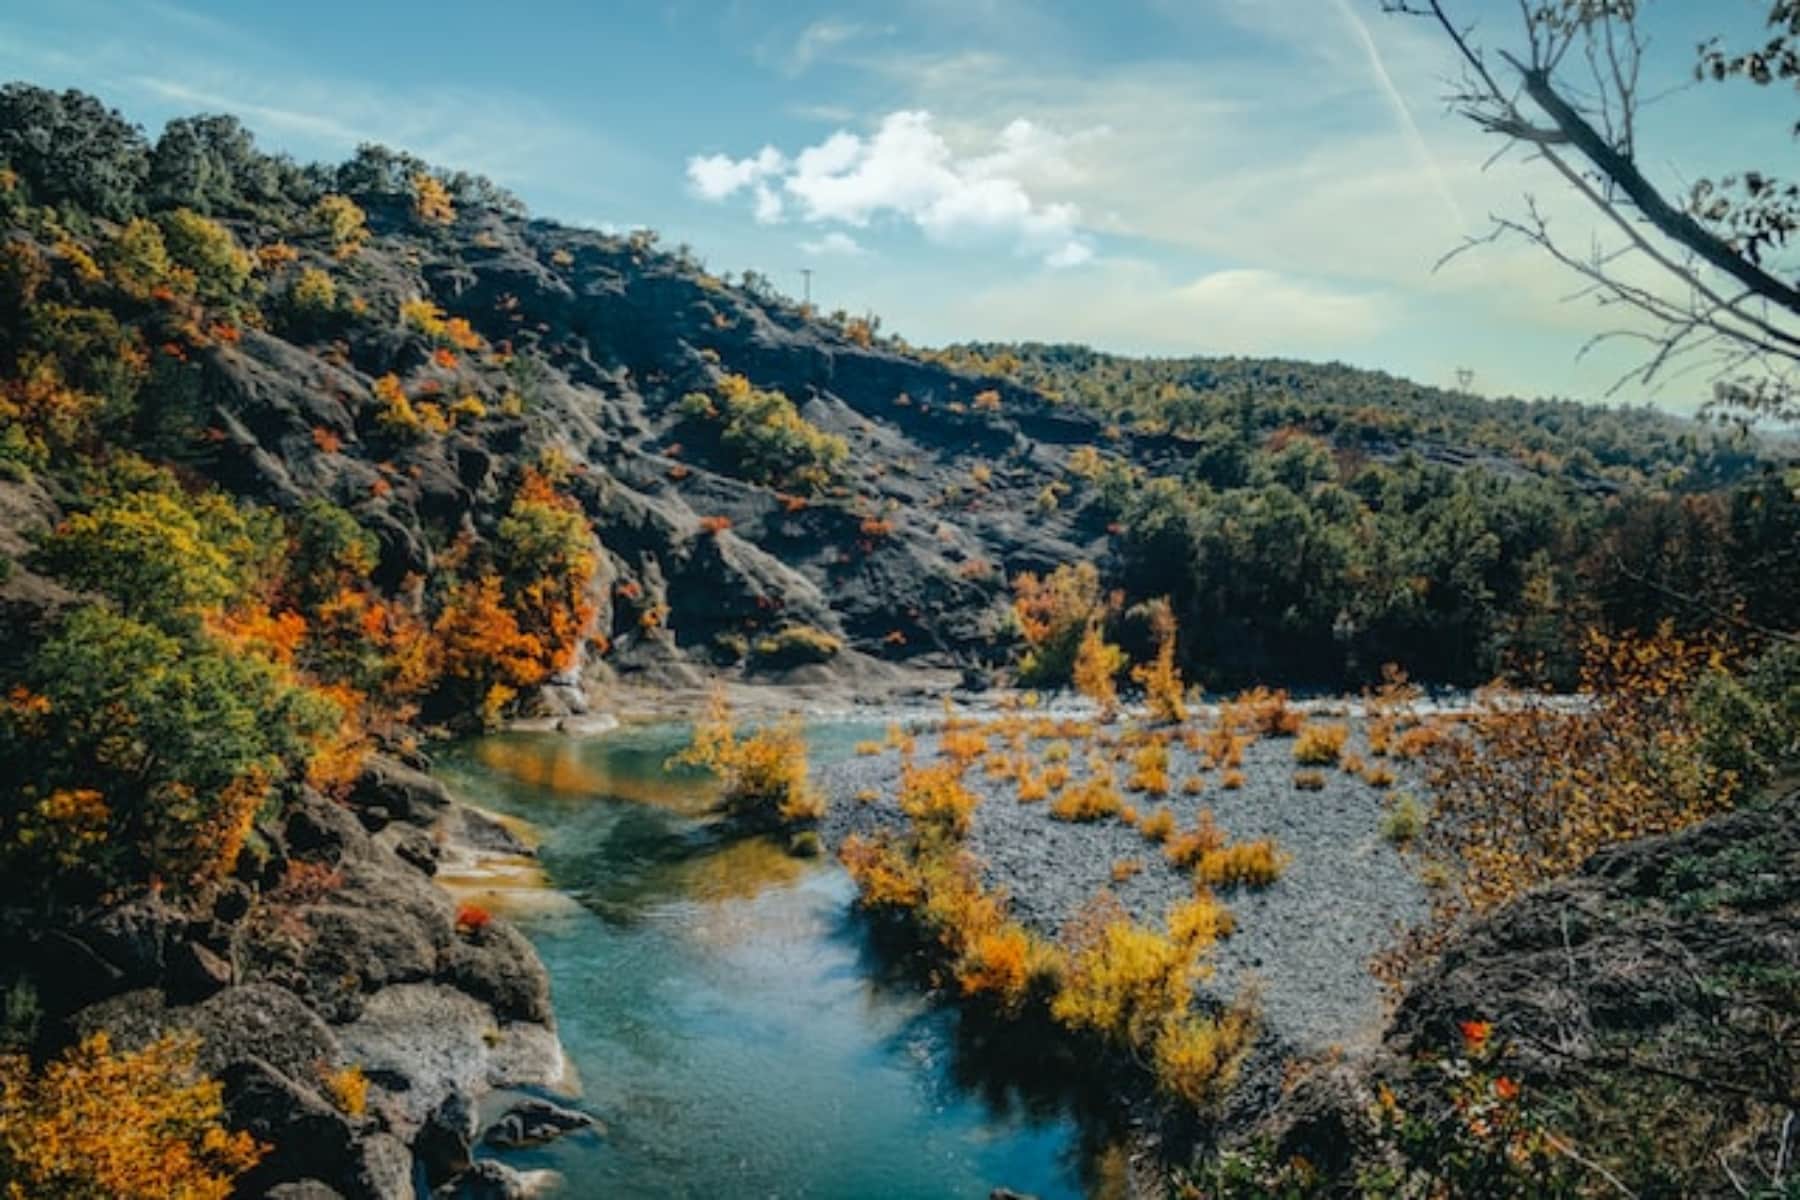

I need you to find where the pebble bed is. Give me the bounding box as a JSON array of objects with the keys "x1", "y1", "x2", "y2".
[{"x1": 818, "y1": 709, "x2": 1432, "y2": 1054}]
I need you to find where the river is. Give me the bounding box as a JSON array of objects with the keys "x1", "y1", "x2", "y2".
[{"x1": 433, "y1": 723, "x2": 1128, "y2": 1199}]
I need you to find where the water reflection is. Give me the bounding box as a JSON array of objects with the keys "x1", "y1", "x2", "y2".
[{"x1": 433, "y1": 725, "x2": 1109, "y2": 1199}]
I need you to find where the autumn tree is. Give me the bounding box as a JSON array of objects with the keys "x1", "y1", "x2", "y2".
[
  {"x1": 311, "y1": 194, "x2": 368, "y2": 259},
  {"x1": 1386, "y1": 2, "x2": 1800, "y2": 422},
  {"x1": 412, "y1": 172, "x2": 455, "y2": 226},
  {"x1": 1422, "y1": 624, "x2": 1745, "y2": 914},
  {"x1": 493, "y1": 467, "x2": 598, "y2": 678},
  {"x1": 0, "y1": 605, "x2": 341, "y2": 896},
  {"x1": 1013, "y1": 561, "x2": 1116, "y2": 685},
  {"x1": 35, "y1": 480, "x2": 281, "y2": 631},
  {"x1": 1131, "y1": 597, "x2": 1189, "y2": 723},
  {"x1": 1073, "y1": 623, "x2": 1128, "y2": 721}
]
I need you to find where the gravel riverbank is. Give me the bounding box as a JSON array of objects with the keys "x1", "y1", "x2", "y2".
[{"x1": 818, "y1": 710, "x2": 1431, "y2": 1057}]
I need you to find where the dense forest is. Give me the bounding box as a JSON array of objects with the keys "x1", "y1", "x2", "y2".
[{"x1": 913, "y1": 342, "x2": 1797, "y2": 687}]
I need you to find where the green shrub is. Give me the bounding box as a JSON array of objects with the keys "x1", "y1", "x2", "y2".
[
  {"x1": 687, "y1": 375, "x2": 846, "y2": 493},
  {"x1": 753, "y1": 625, "x2": 843, "y2": 667}
]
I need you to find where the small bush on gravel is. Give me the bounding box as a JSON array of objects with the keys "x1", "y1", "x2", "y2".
[
  {"x1": 1195, "y1": 839, "x2": 1288, "y2": 889},
  {"x1": 899, "y1": 760, "x2": 980, "y2": 839},
  {"x1": 1381, "y1": 792, "x2": 1425, "y2": 846},
  {"x1": 1049, "y1": 770, "x2": 1122, "y2": 822},
  {"x1": 1293, "y1": 723, "x2": 1348, "y2": 765}
]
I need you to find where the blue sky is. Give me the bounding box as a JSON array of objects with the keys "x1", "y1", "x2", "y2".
[{"x1": 1, "y1": 0, "x2": 1786, "y2": 407}]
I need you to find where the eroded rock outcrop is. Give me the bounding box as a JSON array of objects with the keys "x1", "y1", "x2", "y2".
[{"x1": 37, "y1": 755, "x2": 571, "y2": 1198}]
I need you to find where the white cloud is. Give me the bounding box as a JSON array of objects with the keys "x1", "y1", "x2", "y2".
[
  {"x1": 774, "y1": 19, "x2": 887, "y2": 77},
  {"x1": 935, "y1": 258, "x2": 1390, "y2": 355},
  {"x1": 689, "y1": 110, "x2": 1096, "y2": 267},
  {"x1": 800, "y1": 231, "x2": 867, "y2": 257},
  {"x1": 686, "y1": 145, "x2": 786, "y2": 200}
]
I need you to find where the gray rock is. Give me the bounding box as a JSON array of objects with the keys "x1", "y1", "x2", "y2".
[
  {"x1": 221, "y1": 1056, "x2": 358, "y2": 1197},
  {"x1": 441, "y1": 920, "x2": 553, "y2": 1024},
  {"x1": 167, "y1": 938, "x2": 233, "y2": 1002},
  {"x1": 437, "y1": 1160, "x2": 562, "y2": 1199},
  {"x1": 184, "y1": 983, "x2": 341, "y2": 1081},
  {"x1": 415, "y1": 1091, "x2": 476, "y2": 1187},
  {"x1": 266, "y1": 1183, "x2": 347, "y2": 1200},
  {"x1": 352, "y1": 755, "x2": 455, "y2": 827},
  {"x1": 336, "y1": 983, "x2": 566, "y2": 1129},
  {"x1": 482, "y1": 1097, "x2": 598, "y2": 1149},
  {"x1": 457, "y1": 808, "x2": 533, "y2": 857},
  {"x1": 387, "y1": 827, "x2": 442, "y2": 876},
  {"x1": 348, "y1": 1131, "x2": 417, "y2": 1200},
  {"x1": 286, "y1": 794, "x2": 371, "y2": 865}
]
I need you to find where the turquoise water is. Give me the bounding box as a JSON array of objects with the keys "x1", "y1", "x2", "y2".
[{"x1": 433, "y1": 724, "x2": 1117, "y2": 1199}]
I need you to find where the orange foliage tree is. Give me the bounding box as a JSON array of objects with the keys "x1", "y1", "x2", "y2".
[{"x1": 1424, "y1": 624, "x2": 1743, "y2": 914}]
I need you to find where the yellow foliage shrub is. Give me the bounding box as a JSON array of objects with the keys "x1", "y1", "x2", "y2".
[
  {"x1": 1125, "y1": 739, "x2": 1170, "y2": 795},
  {"x1": 1151, "y1": 1002, "x2": 1255, "y2": 1107},
  {"x1": 1392, "y1": 723, "x2": 1446, "y2": 760},
  {"x1": 1293, "y1": 769, "x2": 1327, "y2": 791},
  {"x1": 0, "y1": 1032, "x2": 261, "y2": 1198},
  {"x1": 899, "y1": 760, "x2": 980, "y2": 840},
  {"x1": 1138, "y1": 807, "x2": 1176, "y2": 843},
  {"x1": 1196, "y1": 839, "x2": 1288, "y2": 889},
  {"x1": 672, "y1": 689, "x2": 823, "y2": 825},
  {"x1": 1130, "y1": 626, "x2": 1188, "y2": 726},
  {"x1": 1051, "y1": 903, "x2": 1203, "y2": 1049},
  {"x1": 1073, "y1": 624, "x2": 1128, "y2": 721},
  {"x1": 938, "y1": 726, "x2": 989, "y2": 765},
  {"x1": 325, "y1": 1064, "x2": 368, "y2": 1117},
  {"x1": 1293, "y1": 722, "x2": 1349, "y2": 765},
  {"x1": 1167, "y1": 892, "x2": 1235, "y2": 947},
  {"x1": 1049, "y1": 771, "x2": 1122, "y2": 822},
  {"x1": 1164, "y1": 810, "x2": 1225, "y2": 868},
  {"x1": 1239, "y1": 687, "x2": 1303, "y2": 737},
  {"x1": 1220, "y1": 769, "x2": 1246, "y2": 789},
  {"x1": 840, "y1": 833, "x2": 924, "y2": 908}
]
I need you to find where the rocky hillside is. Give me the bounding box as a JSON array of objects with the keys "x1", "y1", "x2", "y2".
[
  {"x1": 1229, "y1": 783, "x2": 1800, "y2": 1197},
  {"x1": 7, "y1": 84, "x2": 1787, "y2": 710}
]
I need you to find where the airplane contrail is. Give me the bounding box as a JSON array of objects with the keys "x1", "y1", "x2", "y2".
[{"x1": 1327, "y1": 0, "x2": 1467, "y2": 231}]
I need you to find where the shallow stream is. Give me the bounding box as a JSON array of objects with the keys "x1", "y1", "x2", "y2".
[{"x1": 434, "y1": 724, "x2": 1123, "y2": 1199}]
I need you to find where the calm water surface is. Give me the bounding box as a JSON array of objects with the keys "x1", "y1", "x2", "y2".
[{"x1": 434, "y1": 723, "x2": 1122, "y2": 1199}]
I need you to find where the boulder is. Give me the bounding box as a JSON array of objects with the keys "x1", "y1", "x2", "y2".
[
  {"x1": 221, "y1": 1056, "x2": 358, "y2": 1197},
  {"x1": 437, "y1": 1160, "x2": 562, "y2": 1199},
  {"x1": 352, "y1": 756, "x2": 455, "y2": 827},
  {"x1": 347, "y1": 1131, "x2": 416, "y2": 1200},
  {"x1": 167, "y1": 938, "x2": 233, "y2": 1002},
  {"x1": 335, "y1": 983, "x2": 566, "y2": 1130},
  {"x1": 415, "y1": 1090, "x2": 476, "y2": 1187},
  {"x1": 482, "y1": 1097, "x2": 598, "y2": 1149},
  {"x1": 266, "y1": 1184, "x2": 347, "y2": 1200},
  {"x1": 441, "y1": 921, "x2": 554, "y2": 1024}
]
